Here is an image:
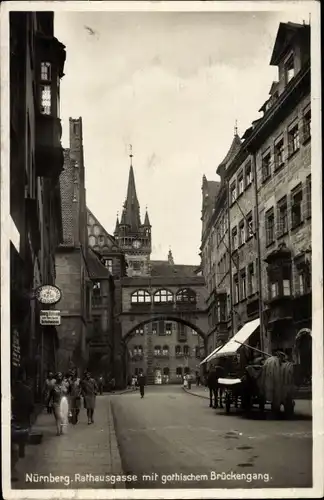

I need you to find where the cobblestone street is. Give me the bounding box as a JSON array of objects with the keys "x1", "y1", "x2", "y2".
[{"x1": 112, "y1": 385, "x2": 312, "y2": 489}]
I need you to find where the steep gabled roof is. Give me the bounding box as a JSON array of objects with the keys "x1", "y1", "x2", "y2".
[
  {"x1": 217, "y1": 134, "x2": 242, "y2": 171},
  {"x1": 87, "y1": 207, "x2": 123, "y2": 253}
]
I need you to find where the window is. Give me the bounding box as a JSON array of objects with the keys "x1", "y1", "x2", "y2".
[
  {"x1": 245, "y1": 162, "x2": 252, "y2": 186},
  {"x1": 176, "y1": 288, "x2": 196, "y2": 303},
  {"x1": 285, "y1": 54, "x2": 295, "y2": 84},
  {"x1": 271, "y1": 282, "x2": 279, "y2": 299},
  {"x1": 274, "y1": 137, "x2": 285, "y2": 170},
  {"x1": 152, "y1": 323, "x2": 157, "y2": 335},
  {"x1": 165, "y1": 323, "x2": 172, "y2": 335},
  {"x1": 283, "y1": 279, "x2": 291, "y2": 296},
  {"x1": 262, "y1": 151, "x2": 271, "y2": 182},
  {"x1": 288, "y1": 124, "x2": 300, "y2": 156},
  {"x1": 133, "y1": 346, "x2": 138, "y2": 356},
  {"x1": 175, "y1": 345, "x2": 182, "y2": 356},
  {"x1": 305, "y1": 175, "x2": 311, "y2": 218},
  {"x1": 132, "y1": 261, "x2": 141, "y2": 271},
  {"x1": 135, "y1": 327, "x2": 144, "y2": 335},
  {"x1": 233, "y1": 274, "x2": 239, "y2": 303},
  {"x1": 40, "y1": 84, "x2": 51, "y2": 115},
  {"x1": 230, "y1": 182, "x2": 237, "y2": 203},
  {"x1": 103, "y1": 258, "x2": 113, "y2": 273},
  {"x1": 238, "y1": 220, "x2": 245, "y2": 246},
  {"x1": 246, "y1": 212, "x2": 253, "y2": 239},
  {"x1": 40, "y1": 62, "x2": 51, "y2": 81},
  {"x1": 154, "y1": 289, "x2": 173, "y2": 303},
  {"x1": 154, "y1": 345, "x2": 161, "y2": 356},
  {"x1": 134, "y1": 367, "x2": 139, "y2": 376},
  {"x1": 192, "y1": 329, "x2": 197, "y2": 336},
  {"x1": 93, "y1": 281, "x2": 101, "y2": 293},
  {"x1": 240, "y1": 269, "x2": 247, "y2": 300},
  {"x1": 295, "y1": 256, "x2": 311, "y2": 296},
  {"x1": 138, "y1": 345, "x2": 143, "y2": 355},
  {"x1": 184, "y1": 367, "x2": 190, "y2": 375},
  {"x1": 162, "y1": 345, "x2": 169, "y2": 356},
  {"x1": 265, "y1": 208, "x2": 275, "y2": 246},
  {"x1": 163, "y1": 367, "x2": 170, "y2": 375},
  {"x1": 131, "y1": 290, "x2": 151, "y2": 303},
  {"x1": 291, "y1": 185, "x2": 303, "y2": 228},
  {"x1": 237, "y1": 172, "x2": 244, "y2": 196},
  {"x1": 195, "y1": 346, "x2": 200, "y2": 358},
  {"x1": 176, "y1": 367, "x2": 183, "y2": 376},
  {"x1": 277, "y1": 196, "x2": 288, "y2": 236},
  {"x1": 183, "y1": 345, "x2": 190, "y2": 356},
  {"x1": 303, "y1": 108, "x2": 311, "y2": 142},
  {"x1": 247, "y1": 263, "x2": 254, "y2": 296},
  {"x1": 231, "y1": 227, "x2": 238, "y2": 250}
]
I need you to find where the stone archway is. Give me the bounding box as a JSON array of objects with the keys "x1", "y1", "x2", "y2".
[{"x1": 123, "y1": 316, "x2": 207, "y2": 385}]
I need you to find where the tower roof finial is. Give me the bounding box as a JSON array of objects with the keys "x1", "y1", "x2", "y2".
[
  {"x1": 234, "y1": 119, "x2": 238, "y2": 136},
  {"x1": 129, "y1": 144, "x2": 133, "y2": 167}
]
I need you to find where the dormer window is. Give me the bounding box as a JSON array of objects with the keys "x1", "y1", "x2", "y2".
[{"x1": 285, "y1": 54, "x2": 295, "y2": 85}]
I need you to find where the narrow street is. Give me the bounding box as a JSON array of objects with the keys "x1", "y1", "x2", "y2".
[{"x1": 112, "y1": 385, "x2": 312, "y2": 489}]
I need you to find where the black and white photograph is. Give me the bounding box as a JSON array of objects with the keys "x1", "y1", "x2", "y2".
[{"x1": 1, "y1": 1, "x2": 323, "y2": 498}]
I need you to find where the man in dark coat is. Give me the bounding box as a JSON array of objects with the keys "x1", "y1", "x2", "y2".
[{"x1": 137, "y1": 371, "x2": 146, "y2": 398}]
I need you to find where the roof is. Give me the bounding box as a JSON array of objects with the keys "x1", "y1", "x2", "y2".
[
  {"x1": 150, "y1": 260, "x2": 198, "y2": 277},
  {"x1": 86, "y1": 248, "x2": 111, "y2": 279},
  {"x1": 87, "y1": 207, "x2": 123, "y2": 253},
  {"x1": 217, "y1": 134, "x2": 242, "y2": 171},
  {"x1": 270, "y1": 22, "x2": 309, "y2": 66}
]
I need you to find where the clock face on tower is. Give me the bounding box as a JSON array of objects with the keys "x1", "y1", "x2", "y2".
[{"x1": 132, "y1": 240, "x2": 142, "y2": 249}]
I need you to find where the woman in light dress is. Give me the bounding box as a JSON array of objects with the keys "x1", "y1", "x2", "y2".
[{"x1": 48, "y1": 372, "x2": 70, "y2": 436}]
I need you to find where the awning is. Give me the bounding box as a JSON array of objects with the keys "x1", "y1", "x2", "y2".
[
  {"x1": 199, "y1": 345, "x2": 223, "y2": 365},
  {"x1": 210, "y1": 318, "x2": 260, "y2": 360}
]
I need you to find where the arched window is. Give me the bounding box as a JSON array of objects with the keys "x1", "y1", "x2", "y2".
[
  {"x1": 138, "y1": 345, "x2": 143, "y2": 355},
  {"x1": 183, "y1": 345, "x2": 190, "y2": 356},
  {"x1": 175, "y1": 345, "x2": 182, "y2": 355},
  {"x1": 176, "y1": 288, "x2": 197, "y2": 303},
  {"x1": 153, "y1": 289, "x2": 174, "y2": 303},
  {"x1": 131, "y1": 289, "x2": 151, "y2": 304},
  {"x1": 184, "y1": 367, "x2": 190, "y2": 375},
  {"x1": 162, "y1": 345, "x2": 169, "y2": 355},
  {"x1": 154, "y1": 345, "x2": 161, "y2": 355},
  {"x1": 176, "y1": 367, "x2": 183, "y2": 376}
]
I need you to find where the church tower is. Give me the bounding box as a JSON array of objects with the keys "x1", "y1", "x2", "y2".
[{"x1": 114, "y1": 147, "x2": 152, "y2": 277}]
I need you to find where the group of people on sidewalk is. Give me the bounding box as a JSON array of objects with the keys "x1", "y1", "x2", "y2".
[{"x1": 43, "y1": 369, "x2": 98, "y2": 435}]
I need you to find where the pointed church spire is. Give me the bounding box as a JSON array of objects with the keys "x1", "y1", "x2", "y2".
[
  {"x1": 114, "y1": 212, "x2": 120, "y2": 235},
  {"x1": 143, "y1": 206, "x2": 151, "y2": 227},
  {"x1": 123, "y1": 147, "x2": 141, "y2": 231}
]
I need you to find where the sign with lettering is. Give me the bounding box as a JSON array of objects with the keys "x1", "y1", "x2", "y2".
[
  {"x1": 36, "y1": 285, "x2": 62, "y2": 305},
  {"x1": 40, "y1": 310, "x2": 61, "y2": 326}
]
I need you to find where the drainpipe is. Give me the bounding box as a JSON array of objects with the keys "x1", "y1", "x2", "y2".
[{"x1": 251, "y1": 152, "x2": 267, "y2": 353}]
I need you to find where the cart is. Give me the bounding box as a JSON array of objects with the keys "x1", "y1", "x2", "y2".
[{"x1": 218, "y1": 377, "x2": 242, "y2": 413}]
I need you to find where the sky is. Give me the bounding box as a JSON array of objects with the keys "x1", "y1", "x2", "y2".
[{"x1": 54, "y1": 6, "x2": 311, "y2": 265}]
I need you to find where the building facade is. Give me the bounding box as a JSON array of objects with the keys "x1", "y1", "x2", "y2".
[
  {"x1": 200, "y1": 22, "x2": 311, "y2": 365},
  {"x1": 10, "y1": 12, "x2": 66, "y2": 398},
  {"x1": 87, "y1": 209, "x2": 127, "y2": 388},
  {"x1": 55, "y1": 117, "x2": 92, "y2": 373}
]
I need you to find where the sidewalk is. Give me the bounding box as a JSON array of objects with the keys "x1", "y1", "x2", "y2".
[
  {"x1": 13, "y1": 395, "x2": 124, "y2": 490},
  {"x1": 182, "y1": 385, "x2": 313, "y2": 418}
]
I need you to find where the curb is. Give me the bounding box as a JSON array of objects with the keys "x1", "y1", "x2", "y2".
[
  {"x1": 182, "y1": 386, "x2": 209, "y2": 400},
  {"x1": 107, "y1": 400, "x2": 125, "y2": 489}
]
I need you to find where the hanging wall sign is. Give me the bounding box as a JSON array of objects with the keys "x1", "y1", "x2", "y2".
[
  {"x1": 36, "y1": 285, "x2": 62, "y2": 305},
  {"x1": 40, "y1": 310, "x2": 61, "y2": 326}
]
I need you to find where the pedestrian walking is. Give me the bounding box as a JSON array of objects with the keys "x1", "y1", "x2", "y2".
[
  {"x1": 138, "y1": 372, "x2": 145, "y2": 398},
  {"x1": 110, "y1": 377, "x2": 115, "y2": 393},
  {"x1": 81, "y1": 371, "x2": 98, "y2": 425},
  {"x1": 43, "y1": 371, "x2": 55, "y2": 414},
  {"x1": 98, "y1": 375, "x2": 104, "y2": 395},
  {"x1": 195, "y1": 371, "x2": 201, "y2": 387},
  {"x1": 48, "y1": 372, "x2": 70, "y2": 436},
  {"x1": 69, "y1": 369, "x2": 82, "y2": 425}
]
